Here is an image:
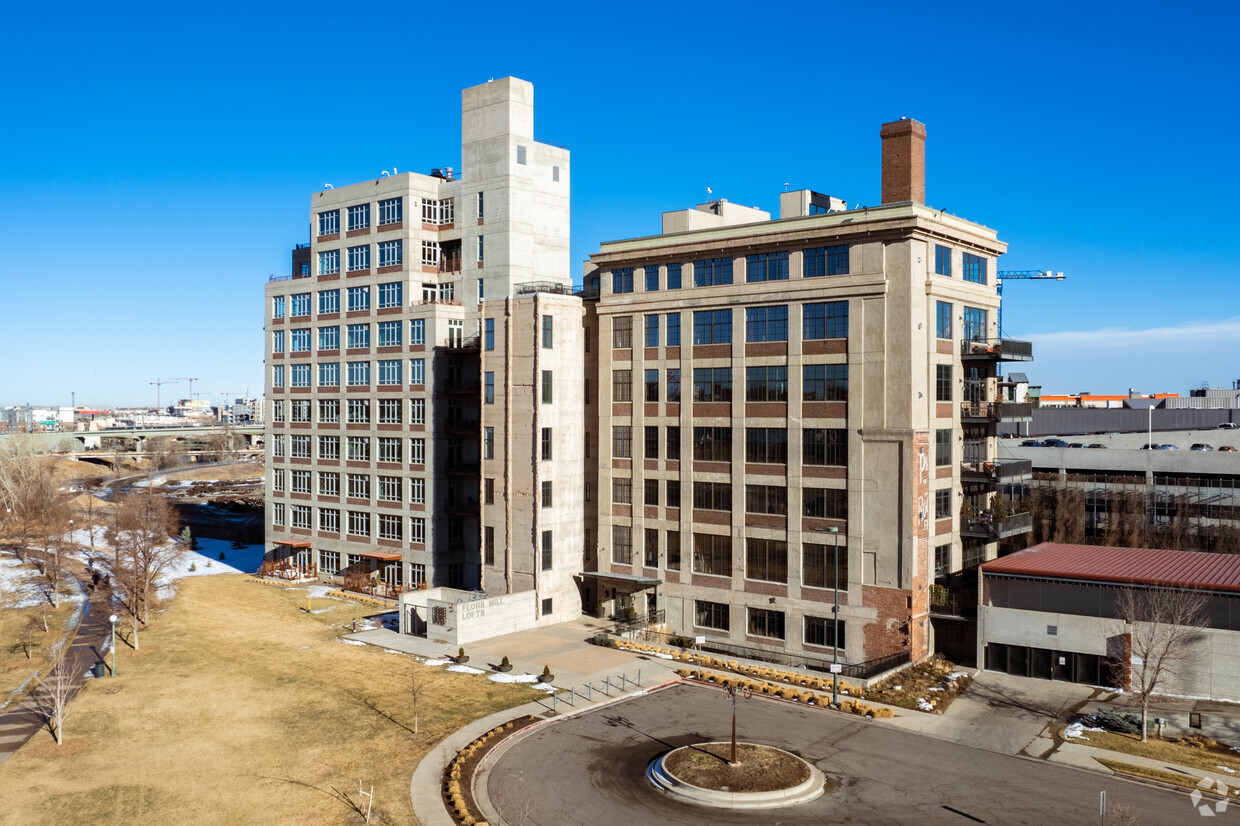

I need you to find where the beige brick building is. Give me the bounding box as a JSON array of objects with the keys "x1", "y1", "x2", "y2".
[{"x1": 582, "y1": 120, "x2": 1032, "y2": 670}]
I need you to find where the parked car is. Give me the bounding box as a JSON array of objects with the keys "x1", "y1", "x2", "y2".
[
  {"x1": 1042, "y1": 438, "x2": 1070, "y2": 448},
  {"x1": 1221, "y1": 446, "x2": 1237, "y2": 452},
  {"x1": 1068, "y1": 443, "x2": 1085, "y2": 449},
  {"x1": 1020, "y1": 439, "x2": 1042, "y2": 447},
  {"x1": 1156, "y1": 444, "x2": 1178, "y2": 450},
  {"x1": 1219, "y1": 423, "x2": 1239, "y2": 430},
  {"x1": 1191, "y1": 443, "x2": 1214, "y2": 451},
  {"x1": 999, "y1": 433, "x2": 1020, "y2": 439},
  {"x1": 1086, "y1": 443, "x2": 1107, "y2": 449},
  {"x1": 1140, "y1": 443, "x2": 1155, "y2": 449}
]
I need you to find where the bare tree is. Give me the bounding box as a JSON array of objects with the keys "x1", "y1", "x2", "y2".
[
  {"x1": 410, "y1": 663, "x2": 425, "y2": 734},
  {"x1": 206, "y1": 424, "x2": 241, "y2": 464},
  {"x1": 107, "y1": 488, "x2": 181, "y2": 648},
  {"x1": 36, "y1": 650, "x2": 81, "y2": 746},
  {"x1": 1114, "y1": 585, "x2": 1211, "y2": 742}
]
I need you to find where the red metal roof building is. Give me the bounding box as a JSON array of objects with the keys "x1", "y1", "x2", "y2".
[{"x1": 982, "y1": 543, "x2": 1240, "y2": 593}]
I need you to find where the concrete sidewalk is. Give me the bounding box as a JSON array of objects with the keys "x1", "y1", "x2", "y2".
[{"x1": 1049, "y1": 739, "x2": 1240, "y2": 797}]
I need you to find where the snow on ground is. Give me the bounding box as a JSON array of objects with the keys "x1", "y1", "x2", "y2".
[
  {"x1": 530, "y1": 683, "x2": 557, "y2": 693},
  {"x1": 1062, "y1": 721, "x2": 1105, "y2": 740},
  {"x1": 422, "y1": 659, "x2": 451, "y2": 666},
  {"x1": 916, "y1": 698, "x2": 934, "y2": 712},
  {"x1": 489, "y1": 673, "x2": 539, "y2": 684},
  {"x1": 0, "y1": 555, "x2": 50, "y2": 608},
  {"x1": 338, "y1": 639, "x2": 367, "y2": 646},
  {"x1": 302, "y1": 585, "x2": 339, "y2": 599},
  {"x1": 447, "y1": 665, "x2": 486, "y2": 675},
  {"x1": 1219, "y1": 766, "x2": 1237, "y2": 774}
]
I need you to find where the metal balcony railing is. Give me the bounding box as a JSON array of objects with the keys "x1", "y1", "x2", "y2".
[
  {"x1": 960, "y1": 459, "x2": 1033, "y2": 484},
  {"x1": 961, "y1": 338, "x2": 1034, "y2": 361},
  {"x1": 960, "y1": 510, "x2": 1033, "y2": 541},
  {"x1": 960, "y1": 401, "x2": 1034, "y2": 422}
]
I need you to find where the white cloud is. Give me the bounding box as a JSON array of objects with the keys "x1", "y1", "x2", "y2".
[{"x1": 1027, "y1": 318, "x2": 1240, "y2": 351}]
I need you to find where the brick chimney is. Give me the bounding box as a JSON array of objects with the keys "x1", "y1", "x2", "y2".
[{"x1": 880, "y1": 118, "x2": 927, "y2": 204}]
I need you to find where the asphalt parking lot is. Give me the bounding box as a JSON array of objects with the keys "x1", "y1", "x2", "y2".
[{"x1": 484, "y1": 682, "x2": 1195, "y2": 825}]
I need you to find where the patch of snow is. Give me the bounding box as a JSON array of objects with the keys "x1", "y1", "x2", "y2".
[
  {"x1": 1218, "y1": 766, "x2": 1236, "y2": 774},
  {"x1": 1063, "y1": 722, "x2": 1105, "y2": 740},
  {"x1": 650, "y1": 652, "x2": 674, "y2": 660},
  {"x1": 447, "y1": 665, "x2": 485, "y2": 675},
  {"x1": 383, "y1": 649, "x2": 406, "y2": 655},
  {"x1": 338, "y1": 639, "x2": 367, "y2": 646},
  {"x1": 916, "y1": 698, "x2": 934, "y2": 712},
  {"x1": 0, "y1": 555, "x2": 51, "y2": 608},
  {"x1": 489, "y1": 673, "x2": 539, "y2": 684},
  {"x1": 891, "y1": 685, "x2": 902, "y2": 691},
  {"x1": 302, "y1": 585, "x2": 338, "y2": 599},
  {"x1": 531, "y1": 682, "x2": 557, "y2": 693},
  {"x1": 947, "y1": 672, "x2": 970, "y2": 681},
  {"x1": 927, "y1": 686, "x2": 944, "y2": 692},
  {"x1": 422, "y1": 658, "x2": 451, "y2": 666}
]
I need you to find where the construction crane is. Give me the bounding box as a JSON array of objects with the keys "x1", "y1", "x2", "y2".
[
  {"x1": 149, "y1": 378, "x2": 186, "y2": 410},
  {"x1": 996, "y1": 270, "x2": 1064, "y2": 338}
]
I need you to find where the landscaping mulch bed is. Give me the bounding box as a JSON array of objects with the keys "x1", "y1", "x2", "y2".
[
  {"x1": 447, "y1": 714, "x2": 541, "y2": 824},
  {"x1": 864, "y1": 656, "x2": 971, "y2": 713},
  {"x1": 663, "y1": 743, "x2": 810, "y2": 793}
]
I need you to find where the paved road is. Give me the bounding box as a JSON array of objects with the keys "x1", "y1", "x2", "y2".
[{"x1": 485, "y1": 682, "x2": 1194, "y2": 825}]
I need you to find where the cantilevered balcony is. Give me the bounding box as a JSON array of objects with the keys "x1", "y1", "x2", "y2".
[
  {"x1": 960, "y1": 510, "x2": 1033, "y2": 541},
  {"x1": 961, "y1": 338, "x2": 1034, "y2": 362},
  {"x1": 960, "y1": 401, "x2": 1033, "y2": 423},
  {"x1": 960, "y1": 458, "x2": 1033, "y2": 485}
]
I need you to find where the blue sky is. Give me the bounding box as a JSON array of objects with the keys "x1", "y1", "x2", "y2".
[{"x1": 2, "y1": 1, "x2": 1236, "y2": 407}]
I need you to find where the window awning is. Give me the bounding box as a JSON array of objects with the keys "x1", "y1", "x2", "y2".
[
  {"x1": 578, "y1": 571, "x2": 662, "y2": 588},
  {"x1": 359, "y1": 551, "x2": 403, "y2": 562},
  {"x1": 274, "y1": 540, "x2": 312, "y2": 548}
]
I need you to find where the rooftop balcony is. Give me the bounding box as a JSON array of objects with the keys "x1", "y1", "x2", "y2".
[
  {"x1": 960, "y1": 510, "x2": 1033, "y2": 541},
  {"x1": 961, "y1": 337, "x2": 1033, "y2": 362},
  {"x1": 960, "y1": 401, "x2": 1033, "y2": 423},
  {"x1": 444, "y1": 335, "x2": 481, "y2": 352},
  {"x1": 960, "y1": 458, "x2": 1033, "y2": 485}
]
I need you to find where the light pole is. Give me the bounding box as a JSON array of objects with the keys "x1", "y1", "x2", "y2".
[
  {"x1": 1147, "y1": 402, "x2": 1153, "y2": 449},
  {"x1": 109, "y1": 614, "x2": 118, "y2": 676},
  {"x1": 829, "y1": 526, "x2": 841, "y2": 706}
]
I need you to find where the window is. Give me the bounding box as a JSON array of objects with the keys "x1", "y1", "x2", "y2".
[
  {"x1": 347, "y1": 286, "x2": 369, "y2": 312},
  {"x1": 693, "y1": 427, "x2": 732, "y2": 463},
  {"x1": 485, "y1": 478, "x2": 495, "y2": 505},
  {"x1": 272, "y1": 434, "x2": 286, "y2": 458},
  {"x1": 693, "y1": 480, "x2": 732, "y2": 510},
  {"x1": 667, "y1": 263, "x2": 682, "y2": 290},
  {"x1": 936, "y1": 364, "x2": 952, "y2": 402},
  {"x1": 805, "y1": 616, "x2": 845, "y2": 649},
  {"x1": 826, "y1": 245, "x2": 850, "y2": 275},
  {"x1": 287, "y1": 329, "x2": 308, "y2": 354},
  {"x1": 935, "y1": 244, "x2": 951, "y2": 277},
  {"x1": 963, "y1": 253, "x2": 986, "y2": 284},
  {"x1": 936, "y1": 428, "x2": 952, "y2": 466},
  {"x1": 347, "y1": 398, "x2": 370, "y2": 424},
  {"x1": 484, "y1": 527, "x2": 495, "y2": 565},
  {"x1": 936, "y1": 301, "x2": 952, "y2": 339},
  {"x1": 410, "y1": 359, "x2": 425, "y2": 385},
  {"x1": 421, "y1": 241, "x2": 440, "y2": 267},
  {"x1": 935, "y1": 489, "x2": 952, "y2": 520},
  {"x1": 645, "y1": 369, "x2": 659, "y2": 402},
  {"x1": 410, "y1": 477, "x2": 425, "y2": 504},
  {"x1": 745, "y1": 429, "x2": 787, "y2": 464},
  {"x1": 318, "y1": 289, "x2": 339, "y2": 314},
  {"x1": 318, "y1": 399, "x2": 340, "y2": 423},
  {"x1": 346, "y1": 361, "x2": 369, "y2": 386},
  {"x1": 541, "y1": 531, "x2": 553, "y2": 571},
  {"x1": 745, "y1": 365, "x2": 787, "y2": 402},
  {"x1": 693, "y1": 309, "x2": 732, "y2": 344},
  {"x1": 378, "y1": 197, "x2": 402, "y2": 226},
  {"x1": 319, "y1": 325, "x2": 339, "y2": 351},
  {"x1": 746, "y1": 251, "x2": 789, "y2": 282},
  {"x1": 667, "y1": 313, "x2": 680, "y2": 346},
  {"x1": 410, "y1": 438, "x2": 425, "y2": 464},
  {"x1": 666, "y1": 369, "x2": 681, "y2": 403},
  {"x1": 290, "y1": 293, "x2": 310, "y2": 317},
  {"x1": 408, "y1": 398, "x2": 424, "y2": 424},
  {"x1": 612, "y1": 267, "x2": 634, "y2": 294},
  {"x1": 803, "y1": 247, "x2": 825, "y2": 278},
  {"x1": 552, "y1": 165, "x2": 560, "y2": 182},
  {"x1": 644, "y1": 478, "x2": 659, "y2": 506},
  {"x1": 484, "y1": 427, "x2": 495, "y2": 460},
  {"x1": 347, "y1": 436, "x2": 370, "y2": 461},
  {"x1": 645, "y1": 315, "x2": 659, "y2": 347},
  {"x1": 745, "y1": 484, "x2": 787, "y2": 515},
  {"x1": 804, "y1": 429, "x2": 847, "y2": 466},
  {"x1": 542, "y1": 370, "x2": 553, "y2": 404},
  {"x1": 378, "y1": 514, "x2": 402, "y2": 540},
  {"x1": 539, "y1": 480, "x2": 553, "y2": 509},
  {"x1": 803, "y1": 301, "x2": 848, "y2": 339},
  {"x1": 803, "y1": 542, "x2": 848, "y2": 589},
  {"x1": 290, "y1": 435, "x2": 310, "y2": 458},
  {"x1": 644, "y1": 528, "x2": 659, "y2": 567},
  {"x1": 273, "y1": 468, "x2": 286, "y2": 492},
  {"x1": 584, "y1": 378, "x2": 591, "y2": 405},
  {"x1": 319, "y1": 510, "x2": 340, "y2": 534},
  {"x1": 692, "y1": 368, "x2": 732, "y2": 403},
  {"x1": 477, "y1": 235, "x2": 484, "y2": 261},
  {"x1": 695, "y1": 600, "x2": 729, "y2": 631},
  {"x1": 693, "y1": 534, "x2": 731, "y2": 576},
  {"x1": 379, "y1": 240, "x2": 402, "y2": 268},
  {"x1": 377, "y1": 476, "x2": 401, "y2": 502},
  {"x1": 542, "y1": 315, "x2": 553, "y2": 349},
  {"x1": 272, "y1": 365, "x2": 285, "y2": 387},
  {"x1": 318, "y1": 437, "x2": 339, "y2": 461},
  {"x1": 666, "y1": 426, "x2": 681, "y2": 459},
  {"x1": 645, "y1": 265, "x2": 659, "y2": 291},
  {"x1": 611, "y1": 526, "x2": 631, "y2": 565},
  {"x1": 693, "y1": 257, "x2": 732, "y2": 287},
  {"x1": 273, "y1": 295, "x2": 285, "y2": 318},
  {"x1": 484, "y1": 318, "x2": 494, "y2": 350},
  {"x1": 963, "y1": 306, "x2": 987, "y2": 342},
  {"x1": 347, "y1": 510, "x2": 370, "y2": 537},
  {"x1": 612, "y1": 316, "x2": 632, "y2": 349},
  {"x1": 516, "y1": 145, "x2": 527, "y2": 165},
  {"x1": 347, "y1": 245, "x2": 370, "y2": 272},
  {"x1": 638, "y1": 427, "x2": 656, "y2": 460},
  {"x1": 484, "y1": 372, "x2": 494, "y2": 404},
  {"x1": 612, "y1": 425, "x2": 631, "y2": 458},
  {"x1": 745, "y1": 305, "x2": 788, "y2": 342},
  {"x1": 803, "y1": 488, "x2": 847, "y2": 519},
  {"x1": 318, "y1": 210, "x2": 339, "y2": 236},
  {"x1": 377, "y1": 282, "x2": 402, "y2": 309},
  {"x1": 272, "y1": 330, "x2": 285, "y2": 354},
  {"x1": 477, "y1": 278, "x2": 485, "y2": 302},
  {"x1": 541, "y1": 428, "x2": 552, "y2": 460},
  {"x1": 272, "y1": 503, "x2": 285, "y2": 527},
  {"x1": 667, "y1": 531, "x2": 681, "y2": 569},
  {"x1": 612, "y1": 370, "x2": 632, "y2": 402},
  {"x1": 935, "y1": 543, "x2": 950, "y2": 578},
  {"x1": 410, "y1": 517, "x2": 426, "y2": 544},
  {"x1": 293, "y1": 400, "x2": 313, "y2": 423},
  {"x1": 803, "y1": 364, "x2": 848, "y2": 402},
  {"x1": 347, "y1": 473, "x2": 370, "y2": 499},
  {"x1": 377, "y1": 320, "x2": 401, "y2": 348},
  {"x1": 748, "y1": 607, "x2": 786, "y2": 639},
  {"x1": 347, "y1": 203, "x2": 370, "y2": 231},
  {"x1": 347, "y1": 324, "x2": 369, "y2": 349},
  {"x1": 612, "y1": 477, "x2": 632, "y2": 504},
  {"x1": 476, "y1": 192, "x2": 484, "y2": 219}
]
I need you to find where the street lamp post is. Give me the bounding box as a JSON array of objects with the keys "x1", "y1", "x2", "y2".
[
  {"x1": 109, "y1": 614, "x2": 118, "y2": 676},
  {"x1": 829, "y1": 526, "x2": 840, "y2": 706}
]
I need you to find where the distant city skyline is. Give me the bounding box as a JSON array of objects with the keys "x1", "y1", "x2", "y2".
[{"x1": 2, "y1": 3, "x2": 1236, "y2": 405}]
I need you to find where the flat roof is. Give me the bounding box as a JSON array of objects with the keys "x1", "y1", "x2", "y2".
[{"x1": 982, "y1": 543, "x2": 1240, "y2": 593}]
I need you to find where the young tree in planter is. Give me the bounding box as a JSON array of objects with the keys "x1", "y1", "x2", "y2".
[{"x1": 1114, "y1": 585, "x2": 1210, "y2": 742}]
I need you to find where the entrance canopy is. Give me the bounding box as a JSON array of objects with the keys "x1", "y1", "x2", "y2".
[
  {"x1": 359, "y1": 551, "x2": 402, "y2": 562},
  {"x1": 579, "y1": 571, "x2": 662, "y2": 588},
  {"x1": 274, "y1": 540, "x2": 311, "y2": 549}
]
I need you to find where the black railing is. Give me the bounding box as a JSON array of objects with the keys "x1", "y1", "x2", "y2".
[
  {"x1": 961, "y1": 510, "x2": 1033, "y2": 540},
  {"x1": 606, "y1": 609, "x2": 666, "y2": 634},
  {"x1": 960, "y1": 401, "x2": 1033, "y2": 421},
  {"x1": 515, "y1": 281, "x2": 575, "y2": 296},
  {"x1": 960, "y1": 459, "x2": 1033, "y2": 483},
  {"x1": 961, "y1": 338, "x2": 1034, "y2": 361}
]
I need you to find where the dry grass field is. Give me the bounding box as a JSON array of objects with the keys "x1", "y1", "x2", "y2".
[
  {"x1": 0, "y1": 568, "x2": 80, "y2": 708},
  {"x1": 159, "y1": 463, "x2": 263, "y2": 483},
  {"x1": 0, "y1": 575, "x2": 534, "y2": 825}
]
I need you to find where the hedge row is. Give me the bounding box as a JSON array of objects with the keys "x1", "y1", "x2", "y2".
[{"x1": 442, "y1": 721, "x2": 518, "y2": 825}]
